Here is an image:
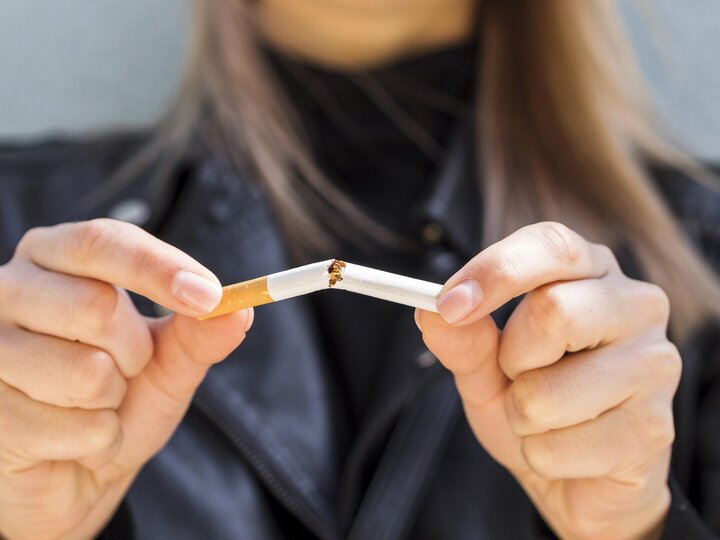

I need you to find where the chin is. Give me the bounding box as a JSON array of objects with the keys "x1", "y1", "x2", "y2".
[{"x1": 314, "y1": 0, "x2": 444, "y2": 11}]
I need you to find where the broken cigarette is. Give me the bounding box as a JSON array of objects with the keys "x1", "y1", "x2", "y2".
[{"x1": 198, "y1": 259, "x2": 443, "y2": 320}]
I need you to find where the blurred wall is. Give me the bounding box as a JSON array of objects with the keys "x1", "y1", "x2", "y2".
[
  {"x1": 622, "y1": 0, "x2": 720, "y2": 161},
  {"x1": 0, "y1": 0, "x2": 718, "y2": 161},
  {"x1": 0, "y1": 1, "x2": 186, "y2": 138}
]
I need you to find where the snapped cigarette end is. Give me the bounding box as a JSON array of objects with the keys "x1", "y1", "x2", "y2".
[{"x1": 327, "y1": 259, "x2": 346, "y2": 287}]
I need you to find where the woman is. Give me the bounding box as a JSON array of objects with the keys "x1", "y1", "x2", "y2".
[{"x1": 0, "y1": 0, "x2": 718, "y2": 538}]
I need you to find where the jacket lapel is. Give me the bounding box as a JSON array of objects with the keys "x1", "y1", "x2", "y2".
[
  {"x1": 146, "y1": 136, "x2": 474, "y2": 540},
  {"x1": 156, "y1": 158, "x2": 343, "y2": 539}
]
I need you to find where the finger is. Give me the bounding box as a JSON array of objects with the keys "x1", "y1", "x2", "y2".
[
  {"x1": 0, "y1": 325, "x2": 126, "y2": 410},
  {"x1": 436, "y1": 222, "x2": 618, "y2": 325},
  {"x1": 499, "y1": 276, "x2": 671, "y2": 379},
  {"x1": 0, "y1": 261, "x2": 152, "y2": 377},
  {"x1": 113, "y1": 309, "x2": 253, "y2": 471},
  {"x1": 520, "y1": 398, "x2": 675, "y2": 481},
  {"x1": 14, "y1": 219, "x2": 222, "y2": 316},
  {"x1": 505, "y1": 340, "x2": 681, "y2": 436},
  {"x1": 0, "y1": 380, "x2": 122, "y2": 470},
  {"x1": 146, "y1": 309, "x2": 254, "y2": 400},
  {"x1": 416, "y1": 310, "x2": 526, "y2": 471}
]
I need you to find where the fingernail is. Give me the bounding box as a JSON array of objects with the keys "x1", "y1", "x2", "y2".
[
  {"x1": 414, "y1": 309, "x2": 423, "y2": 332},
  {"x1": 243, "y1": 308, "x2": 255, "y2": 332},
  {"x1": 172, "y1": 271, "x2": 222, "y2": 314},
  {"x1": 436, "y1": 280, "x2": 483, "y2": 324}
]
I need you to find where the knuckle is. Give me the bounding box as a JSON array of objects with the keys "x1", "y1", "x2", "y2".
[
  {"x1": 508, "y1": 372, "x2": 553, "y2": 430},
  {"x1": 491, "y1": 250, "x2": 524, "y2": 283},
  {"x1": 70, "y1": 281, "x2": 120, "y2": 332},
  {"x1": 14, "y1": 226, "x2": 45, "y2": 256},
  {"x1": 640, "y1": 283, "x2": 671, "y2": 324},
  {"x1": 71, "y1": 349, "x2": 123, "y2": 405},
  {"x1": 522, "y1": 434, "x2": 557, "y2": 480},
  {"x1": 72, "y1": 219, "x2": 117, "y2": 263},
  {"x1": 127, "y1": 240, "x2": 175, "y2": 291},
  {"x1": 641, "y1": 406, "x2": 676, "y2": 450},
  {"x1": 664, "y1": 344, "x2": 683, "y2": 386},
  {"x1": 528, "y1": 286, "x2": 573, "y2": 336},
  {"x1": 133, "y1": 242, "x2": 158, "y2": 272},
  {"x1": 645, "y1": 341, "x2": 683, "y2": 387},
  {"x1": 84, "y1": 409, "x2": 121, "y2": 451},
  {"x1": 593, "y1": 243, "x2": 620, "y2": 271},
  {"x1": 535, "y1": 221, "x2": 583, "y2": 265}
]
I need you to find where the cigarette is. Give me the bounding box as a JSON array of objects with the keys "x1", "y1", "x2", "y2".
[{"x1": 198, "y1": 259, "x2": 443, "y2": 320}]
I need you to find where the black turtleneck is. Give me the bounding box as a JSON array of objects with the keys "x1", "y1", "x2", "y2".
[
  {"x1": 266, "y1": 40, "x2": 479, "y2": 443},
  {"x1": 267, "y1": 41, "x2": 478, "y2": 231}
]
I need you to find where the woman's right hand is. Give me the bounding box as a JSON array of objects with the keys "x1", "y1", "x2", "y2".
[{"x1": 0, "y1": 219, "x2": 253, "y2": 540}]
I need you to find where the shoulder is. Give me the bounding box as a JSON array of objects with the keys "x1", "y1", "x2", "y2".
[
  {"x1": 651, "y1": 164, "x2": 720, "y2": 266},
  {"x1": 0, "y1": 131, "x2": 254, "y2": 264},
  {"x1": 0, "y1": 132, "x2": 147, "y2": 191},
  {"x1": 0, "y1": 132, "x2": 150, "y2": 262},
  {"x1": 0, "y1": 132, "x2": 148, "y2": 211}
]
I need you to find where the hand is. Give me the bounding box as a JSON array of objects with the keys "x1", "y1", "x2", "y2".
[
  {"x1": 417, "y1": 222, "x2": 680, "y2": 540},
  {"x1": 0, "y1": 219, "x2": 252, "y2": 540}
]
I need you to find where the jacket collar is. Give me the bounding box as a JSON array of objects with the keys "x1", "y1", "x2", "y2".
[
  {"x1": 154, "y1": 157, "x2": 344, "y2": 538},
  {"x1": 413, "y1": 124, "x2": 482, "y2": 258},
  {"x1": 124, "y1": 126, "x2": 479, "y2": 539}
]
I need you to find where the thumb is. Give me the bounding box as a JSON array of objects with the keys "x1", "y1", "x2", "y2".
[
  {"x1": 417, "y1": 310, "x2": 525, "y2": 472},
  {"x1": 145, "y1": 309, "x2": 253, "y2": 401},
  {"x1": 112, "y1": 309, "x2": 253, "y2": 472}
]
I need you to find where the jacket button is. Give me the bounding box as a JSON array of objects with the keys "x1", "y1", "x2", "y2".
[
  {"x1": 108, "y1": 199, "x2": 151, "y2": 226},
  {"x1": 417, "y1": 350, "x2": 437, "y2": 368},
  {"x1": 420, "y1": 221, "x2": 444, "y2": 246}
]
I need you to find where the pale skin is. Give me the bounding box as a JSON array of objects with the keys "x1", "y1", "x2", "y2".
[
  {"x1": 0, "y1": 220, "x2": 252, "y2": 539},
  {"x1": 0, "y1": 1, "x2": 679, "y2": 539},
  {"x1": 257, "y1": 0, "x2": 478, "y2": 68},
  {"x1": 417, "y1": 222, "x2": 678, "y2": 540}
]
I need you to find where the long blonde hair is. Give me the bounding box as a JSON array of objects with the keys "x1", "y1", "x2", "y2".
[{"x1": 127, "y1": 0, "x2": 720, "y2": 339}]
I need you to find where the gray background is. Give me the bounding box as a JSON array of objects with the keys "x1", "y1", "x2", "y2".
[{"x1": 0, "y1": 0, "x2": 718, "y2": 161}]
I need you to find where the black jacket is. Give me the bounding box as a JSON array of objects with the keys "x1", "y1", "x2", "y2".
[{"x1": 1, "y1": 135, "x2": 719, "y2": 539}]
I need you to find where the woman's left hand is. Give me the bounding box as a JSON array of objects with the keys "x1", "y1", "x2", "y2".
[{"x1": 417, "y1": 222, "x2": 681, "y2": 540}]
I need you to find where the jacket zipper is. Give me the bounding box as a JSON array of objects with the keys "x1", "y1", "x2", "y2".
[{"x1": 194, "y1": 391, "x2": 337, "y2": 540}]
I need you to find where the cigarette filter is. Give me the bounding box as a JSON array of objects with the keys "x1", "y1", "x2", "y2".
[{"x1": 199, "y1": 259, "x2": 443, "y2": 320}]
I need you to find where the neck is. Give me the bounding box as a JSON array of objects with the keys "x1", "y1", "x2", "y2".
[{"x1": 257, "y1": 0, "x2": 477, "y2": 70}]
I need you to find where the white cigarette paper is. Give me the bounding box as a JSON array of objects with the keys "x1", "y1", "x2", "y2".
[
  {"x1": 332, "y1": 262, "x2": 441, "y2": 312},
  {"x1": 266, "y1": 260, "x2": 333, "y2": 301},
  {"x1": 199, "y1": 259, "x2": 443, "y2": 319}
]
